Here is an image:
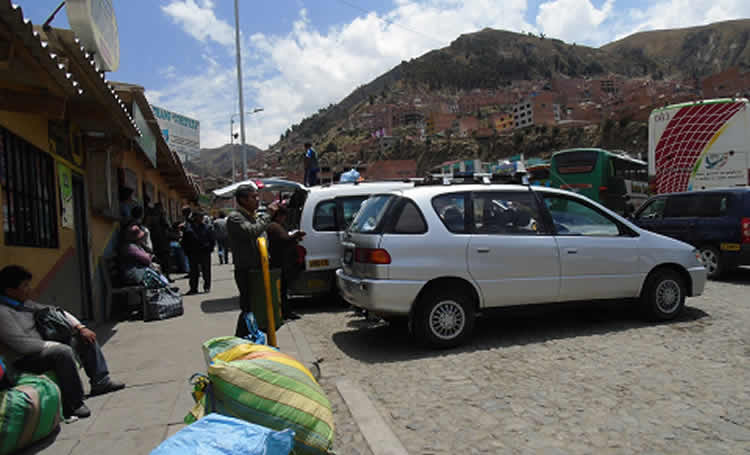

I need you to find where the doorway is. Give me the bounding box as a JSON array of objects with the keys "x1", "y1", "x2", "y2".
[{"x1": 72, "y1": 173, "x2": 94, "y2": 320}]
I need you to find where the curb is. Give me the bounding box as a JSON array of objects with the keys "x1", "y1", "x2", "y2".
[
  {"x1": 336, "y1": 379, "x2": 409, "y2": 455},
  {"x1": 286, "y1": 321, "x2": 321, "y2": 381}
]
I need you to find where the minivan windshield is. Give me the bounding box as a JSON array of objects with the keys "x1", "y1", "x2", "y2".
[{"x1": 348, "y1": 195, "x2": 395, "y2": 233}]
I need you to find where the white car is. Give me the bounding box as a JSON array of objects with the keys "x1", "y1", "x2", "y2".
[
  {"x1": 337, "y1": 183, "x2": 707, "y2": 348},
  {"x1": 282, "y1": 180, "x2": 415, "y2": 297}
]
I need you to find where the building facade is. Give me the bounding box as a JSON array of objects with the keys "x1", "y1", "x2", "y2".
[{"x1": 0, "y1": 4, "x2": 198, "y2": 323}]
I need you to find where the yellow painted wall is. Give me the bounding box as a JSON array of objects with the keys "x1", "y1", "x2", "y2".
[{"x1": 0, "y1": 110, "x2": 78, "y2": 296}]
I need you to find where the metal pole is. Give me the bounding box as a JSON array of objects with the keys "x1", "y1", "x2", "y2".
[
  {"x1": 234, "y1": 0, "x2": 247, "y2": 182},
  {"x1": 230, "y1": 116, "x2": 235, "y2": 184},
  {"x1": 43, "y1": 1, "x2": 66, "y2": 31}
]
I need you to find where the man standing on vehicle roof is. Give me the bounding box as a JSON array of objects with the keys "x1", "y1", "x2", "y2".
[
  {"x1": 227, "y1": 183, "x2": 279, "y2": 337},
  {"x1": 303, "y1": 142, "x2": 319, "y2": 187}
]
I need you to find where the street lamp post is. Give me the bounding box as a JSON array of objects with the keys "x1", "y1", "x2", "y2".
[
  {"x1": 233, "y1": 0, "x2": 250, "y2": 182},
  {"x1": 230, "y1": 108, "x2": 263, "y2": 183}
]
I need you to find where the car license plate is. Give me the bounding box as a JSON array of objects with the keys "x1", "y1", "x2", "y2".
[
  {"x1": 720, "y1": 243, "x2": 740, "y2": 251},
  {"x1": 308, "y1": 259, "x2": 330, "y2": 268},
  {"x1": 344, "y1": 250, "x2": 353, "y2": 264}
]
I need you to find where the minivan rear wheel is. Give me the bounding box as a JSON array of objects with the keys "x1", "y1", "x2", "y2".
[
  {"x1": 641, "y1": 268, "x2": 686, "y2": 321},
  {"x1": 414, "y1": 288, "x2": 475, "y2": 348},
  {"x1": 699, "y1": 246, "x2": 724, "y2": 279}
]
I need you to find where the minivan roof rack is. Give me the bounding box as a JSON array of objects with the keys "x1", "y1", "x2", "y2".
[{"x1": 415, "y1": 171, "x2": 529, "y2": 186}]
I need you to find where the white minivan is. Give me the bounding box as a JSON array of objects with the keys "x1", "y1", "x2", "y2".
[{"x1": 260, "y1": 180, "x2": 415, "y2": 297}]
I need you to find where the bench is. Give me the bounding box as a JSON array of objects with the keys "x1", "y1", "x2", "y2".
[{"x1": 101, "y1": 256, "x2": 147, "y2": 320}]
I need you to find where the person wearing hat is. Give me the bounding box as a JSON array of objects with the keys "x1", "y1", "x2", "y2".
[
  {"x1": 227, "y1": 184, "x2": 278, "y2": 336},
  {"x1": 181, "y1": 211, "x2": 215, "y2": 295}
]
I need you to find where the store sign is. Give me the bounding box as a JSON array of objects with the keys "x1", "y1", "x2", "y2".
[
  {"x1": 133, "y1": 102, "x2": 157, "y2": 167},
  {"x1": 151, "y1": 105, "x2": 200, "y2": 163},
  {"x1": 67, "y1": 0, "x2": 120, "y2": 72},
  {"x1": 58, "y1": 163, "x2": 74, "y2": 229}
]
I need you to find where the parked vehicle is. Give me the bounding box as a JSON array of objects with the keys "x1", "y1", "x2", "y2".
[
  {"x1": 649, "y1": 98, "x2": 750, "y2": 195},
  {"x1": 337, "y1": 179, "x2": 706, "y2": 348},
  {"x1": 633, "y1": 188, "x2": 750, "y2": 279},
  {"x1": 285, "y1": 180, "x2": 415, "y2": 297},
  {"x1": 549, "y1": 148, "x2": 648, "y2": 214}
]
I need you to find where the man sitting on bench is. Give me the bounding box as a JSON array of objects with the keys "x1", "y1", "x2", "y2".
[{"x1": 0, "y1": 265, "x2": 125, "y2": 420}]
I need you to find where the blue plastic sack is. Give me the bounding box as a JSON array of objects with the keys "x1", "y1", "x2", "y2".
[
  {"x1": 244, "y1": 312, "x2": 267, "y2": 345},
  {"x1": 151, "y1": 413, "x2": 294, "y2": 455},
  {"x1": 340, "y1": 168, "x2": 360, "y2": 182}
]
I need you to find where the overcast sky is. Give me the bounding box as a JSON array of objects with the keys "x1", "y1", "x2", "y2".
[{"x1": 18, "y1": 0, "x2": 750, "y2": 150}]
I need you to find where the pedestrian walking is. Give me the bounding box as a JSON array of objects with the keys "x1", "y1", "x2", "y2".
[
  {"x1": 182, "y1": 212, "x2": 215, "y2": 295},
  {"x1": 213, "y1": 211, "x2": 230, "y2": 265},
  {"x1": 266, "y1": 205, "x2": 305, "y2": 320},
  {"x1": 227, "y1": 184, "x2": 278, "y2": 337},
  {"x1": 303, "y1": 142, "x2": 319, "y2": 187}
]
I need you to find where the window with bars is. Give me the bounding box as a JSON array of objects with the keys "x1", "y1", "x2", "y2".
[{"x1": 0, "y1": 126, "x2": 59, "y2": 248}]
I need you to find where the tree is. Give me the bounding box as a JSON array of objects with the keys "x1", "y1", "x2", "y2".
[{"x1": 369, "y1": 94, "x2": 375, "y2": 105}]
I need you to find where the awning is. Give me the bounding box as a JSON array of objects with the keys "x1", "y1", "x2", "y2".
[
  {"x1": 213, "y1": 180, "x2": 259, "y2": 199},
  {"x1": 212, "y1": 178, "x2": 305, "y2": 198}
]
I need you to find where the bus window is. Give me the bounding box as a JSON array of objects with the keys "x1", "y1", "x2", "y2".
[{"x1": 554, "y1": 151, "x2": 598, "y2": 174}]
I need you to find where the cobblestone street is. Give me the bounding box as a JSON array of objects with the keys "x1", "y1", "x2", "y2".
[{"x1": 296, "y1": 269, "x2": 750, "y2": 454}]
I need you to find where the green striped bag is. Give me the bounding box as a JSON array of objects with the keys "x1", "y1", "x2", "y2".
[
  {"x1": 0, "y1": 373, "x2": 62, "y2": 455},
  {"x1": 187, "y1": 358, "x2": 334, "y2": 455}
]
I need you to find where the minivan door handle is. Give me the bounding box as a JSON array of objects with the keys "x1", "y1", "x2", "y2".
[
  {"x1": 476, "y1": 247, "x2": 490, "y2": 253},
  {"x1": 566, "y1": 248, "x2": 578, "y2": 254}
]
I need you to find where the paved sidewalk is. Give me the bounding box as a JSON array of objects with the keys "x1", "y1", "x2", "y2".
[{"x1": 26, "y1": 258, "x2": 314, "y2": 455}]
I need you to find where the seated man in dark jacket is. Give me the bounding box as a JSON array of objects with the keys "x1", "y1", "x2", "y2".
[{"x1": 0, "y1": 266, "x2": 124, "y2": 420}]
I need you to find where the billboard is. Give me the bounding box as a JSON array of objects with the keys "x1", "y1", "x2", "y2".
[
  {"x1": 649, "y1": 100, "x2": 750, "y2": 193},
  {"x1": 151, "y1": 105, "x2": 200, "y2": 162},
  {"x1": 67, "y1": 0, "x2": 120, "y2": 71}
]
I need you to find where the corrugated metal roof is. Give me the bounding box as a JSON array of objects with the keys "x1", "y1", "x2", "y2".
[{"x1": 0, "y1": 1, "x2": 139, "y2": 137}]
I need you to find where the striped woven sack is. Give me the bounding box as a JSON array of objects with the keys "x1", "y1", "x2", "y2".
[
  {"x1": 0, "y1": 373, "x2": 62, "y2": 455},
  {"x1": 202, "y1": 337, "x2": 317, "y2": 383},
  {"x1": 202, "y1": 336, "x2": 275, "y2": 367},
  {"x1": 187, "y1": 358, "x2": 334, "y2": 455}
]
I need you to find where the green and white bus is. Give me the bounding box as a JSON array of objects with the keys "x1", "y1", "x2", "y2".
[{"x1": 549, "y1": 148, "x2": 648, "y2": 214}]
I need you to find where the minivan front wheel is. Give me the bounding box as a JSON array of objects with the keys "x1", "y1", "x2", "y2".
[
  {"x1": 414, "y1": 289, "x2": 475, "y2": 348},
  {"x1": 699, "y1": 246, "x2": 724, "y2": 279},
  {"x1": 641, "y1": 269, "x2": 686, "y2": 321}
]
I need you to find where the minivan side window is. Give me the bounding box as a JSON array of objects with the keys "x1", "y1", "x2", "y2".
[
  {"x1": 432, "y1": 193, "x2": 468, "y2": 233},
  {"x1": 392, "y1": 200, "x2": 427, "y2": 234},
  {"x1": 313, "y1": 200, "x2": 337, "y2": 231},
  {"x1": 694, "y1": 193, "x2": 730, "y2": 217},
  {"x1": 543, "y1": 195, "x2": 620, "y2": 236},
  {"x1": 664, "y1": 195, "x2": 698, "y2": 218},
  {"x1": 637, "y1": 198, "x2": 666, "y2": 220},
  {"x1": 472, "y1": 192, "x2": 545, "y2": 235},
  {"x1": 338, "y1": 196, "x2": 369, "y2": 228}
]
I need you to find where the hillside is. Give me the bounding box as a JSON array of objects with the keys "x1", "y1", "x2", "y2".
[
  {"x1": 602, "y1": 19, "x2": 750, "y2": 78},
  {"x1": 186, "y1": 143, "x2": 262, "y2": 179},
  {"x1": 199, "y1": 20, "x2": 750, "y2": 181}
]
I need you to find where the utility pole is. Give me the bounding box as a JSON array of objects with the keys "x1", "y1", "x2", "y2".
[{"x1": 233, "y1": 0, "x2": 247, "y2": 181}]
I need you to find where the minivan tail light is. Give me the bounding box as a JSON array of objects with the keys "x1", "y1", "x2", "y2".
[
  {"x1": 742, "y1": 218, "x2": 750, "y2": 244},
  {"x1": 296, "y1": 245, "x2": 307, "y2": 266},
  {"x1": 599, "y1": 186, "x2": 608, "y2": 192},
  {"x1": 354, "y1": 248, "x2": 391, "y2": 264}
]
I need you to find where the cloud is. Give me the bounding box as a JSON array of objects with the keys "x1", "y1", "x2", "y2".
[
  {"x1": 621, "y1": 0, "x2": 750, "y2": 37},
  {"x1": 161, "y1": 0, "x2": 234, "y2": 47},
  {"x1": 536, "y1": 0, "x2": 615, "y2": 44}
]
